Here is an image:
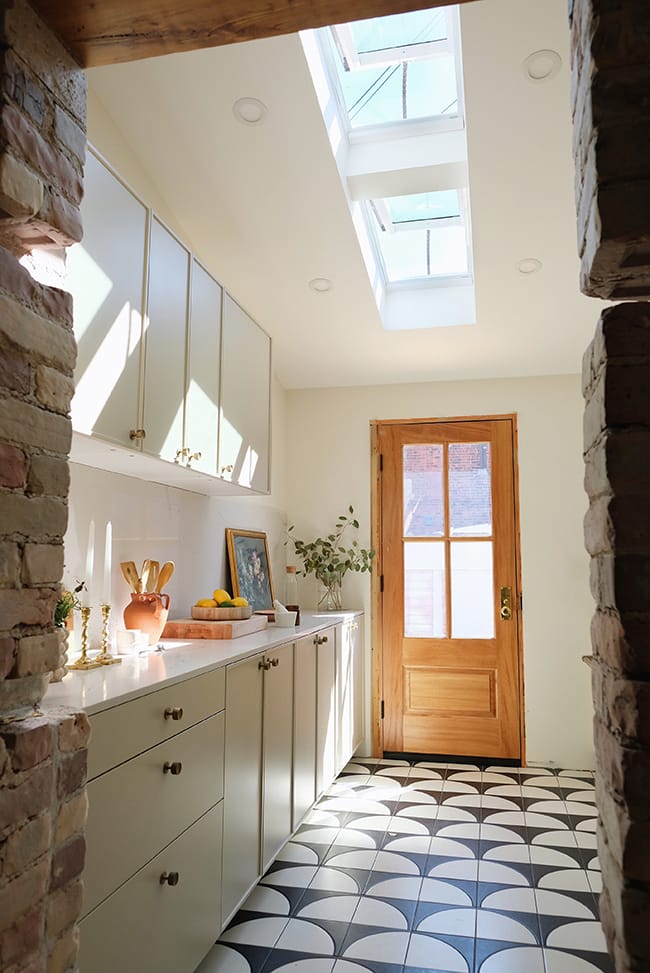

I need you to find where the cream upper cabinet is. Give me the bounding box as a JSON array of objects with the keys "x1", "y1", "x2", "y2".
[
  {"x1": 68, "y1": 150, "x2": 146, "y2": 448},
  {"x1": 185, "y1": 260, "x2": 222, "y2": 476},
  {"x1": 219, "y1": 293, "x2": 271, "y2": 493},
  {"x1": 142, "y1": 217, "x2": 190, "y2": 464}
]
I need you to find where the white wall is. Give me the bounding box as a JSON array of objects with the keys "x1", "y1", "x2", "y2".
[{"x1": 286, "y1": 374, "x2": 594, "y2": 770}]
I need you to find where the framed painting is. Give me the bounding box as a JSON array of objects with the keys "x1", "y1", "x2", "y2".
[{"x1": 226, "y1": 529, "x2": 275, "y2": 612}]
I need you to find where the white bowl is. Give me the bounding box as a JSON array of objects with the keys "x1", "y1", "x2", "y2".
[{"x1": 274, "y1": 611, "x2": 297, "y2": 628}]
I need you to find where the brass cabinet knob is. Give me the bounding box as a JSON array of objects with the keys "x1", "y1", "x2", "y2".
[
  {"x1": 314, "y1": 635, "x2": 329, "y2": 645},
  {"x1": 129, "y1": 428, "x2": 146, "y2": 441},
  {"x1": 160, "y1": 871, "x2": 179, "y2": 886},
  {"x1": 221, "y1": 464, "x2": 234, "y2": 474},
  {"x1": 163, "y1": 706, "x2": 184, "y2": 721},
  {"x1": 163, "y1": 761, "x2": 183, "y2": 775},
  {"x1": 270, "y1": 657, "x2": 279, "y2": 667},
  {"x1": 258, "y1": 658, "x2": 271, "y2": 670}
]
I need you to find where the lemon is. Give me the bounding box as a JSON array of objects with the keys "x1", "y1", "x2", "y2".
[
  {"x1": 213, "y1": 589, "x2": 231, "y2": 604},
  {"x1": 195, "y1": 598, "x2": 217, "y2": 607},
  {"x1": 232, "y1": 597, "x2": 248, "y2": 607}
]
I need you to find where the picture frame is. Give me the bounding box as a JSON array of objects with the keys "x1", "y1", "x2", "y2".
[{"x1": 226, "y1": 529, "x2": 275, "y2": 612}]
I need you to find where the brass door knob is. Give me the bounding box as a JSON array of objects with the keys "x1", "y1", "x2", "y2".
[
  {"x1": 160, "y1": 871, "x2": 179, "y2": 886},
  {"x1": 163, "y1": 706, "x2": 184, "y2": 721},
  {"x1": 163, "y1": 761, "x2": 182, "y2": 775}
]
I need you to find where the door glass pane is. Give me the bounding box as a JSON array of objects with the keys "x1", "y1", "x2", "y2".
[
  {"x1": 451, "y1": 542, "x2": 494, "y2": 638},
  {"x1": 449, "y1": 442, "x2": 492, "y2": 536},
  {"x1": 403, "y1": 444, "x2": 444, "y2": 537},
  {"x1": 404, "y1": 542, "x2": 446, "y2": 637}
]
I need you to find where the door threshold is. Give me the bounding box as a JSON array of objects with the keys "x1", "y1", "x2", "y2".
[{"x1": 383, "y1": 752, "x2": 521, "y2": 767}]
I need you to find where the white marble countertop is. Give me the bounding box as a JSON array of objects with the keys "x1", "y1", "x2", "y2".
[{"x1": 43, "y1": 611, "x2": 361, "y2": 716}]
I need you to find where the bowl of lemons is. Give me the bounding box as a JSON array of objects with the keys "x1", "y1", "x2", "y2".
[{"x1": 191, "y1": 590, "x2": 252, "y2": 620}]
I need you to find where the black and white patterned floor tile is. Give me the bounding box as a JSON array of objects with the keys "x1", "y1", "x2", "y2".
[{"x1": 197, "y1": 762, "x2": 611, "y2": 973}]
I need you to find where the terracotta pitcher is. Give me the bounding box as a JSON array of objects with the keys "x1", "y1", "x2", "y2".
[{"x1": 123, "y1": 592, "x2": 170, "y2": 645}]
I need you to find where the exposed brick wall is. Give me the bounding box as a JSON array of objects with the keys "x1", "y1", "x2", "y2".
[
  {"x1": 583, "y1": 303, "x2": 650, "y2": 973},
  {"x1": 0, "y1": 710, "x2": 90, "y2": 973},
  {"x1": 0, "y1": 3, "x2": 88, "y2": 972},
  {"x1": 570, "y1": 0, "x2": 650, "y2": 300}
]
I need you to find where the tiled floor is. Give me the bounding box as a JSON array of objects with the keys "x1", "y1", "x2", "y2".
[{"x1": 199, "y1": 759, "x2": 611, "y2": 973}]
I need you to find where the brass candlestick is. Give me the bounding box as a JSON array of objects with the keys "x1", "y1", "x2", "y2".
[
  {"x1": 98, "y1": 604, "x2": 121, "y2": 666},
  {"x1": 68, "y1": 606, "x2": 103, "y2": 670}
]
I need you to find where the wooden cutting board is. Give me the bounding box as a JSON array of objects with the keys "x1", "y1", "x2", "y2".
[
  {"x1": 191, "y1": 606, "x2": 252, "y2": 620},
  {"x1": 162, "y1": 614, "x2": 268, "y2": 640}
]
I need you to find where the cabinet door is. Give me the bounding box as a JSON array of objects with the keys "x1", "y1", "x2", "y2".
[
  {"x1": 351, "y1": 620, "x2": 365, "y2": 754},
  {"x1": 336, "y1": 624, "x2": 354, "y2": 774},
  {"x1": 79, "y1": 801, "x2": 223, "y2": 973},
  {"x1": 316, "y1": 629, "x2": 337, "y2": 797},
  {"x1": 68, "y1": 151, "x2": 146, "y2": 447},
  {"x1": 143, "y1": 217, "x2": 190, "y2": 463},
  {"x1": 262, "y1": 642, "x2": 294, "y2": 871},
  {"x1": 186, "y1": 261, "x2": 222, "y2": 475},
  {"x1": 219, "y1": 293, "x2": 270, "y2": 492},
  {"x1": 293, "y1": 635, "x2": 316, "y2": 829},
  {"x1": 222, "y1": 655, "x2": 263, "y2": 925}
]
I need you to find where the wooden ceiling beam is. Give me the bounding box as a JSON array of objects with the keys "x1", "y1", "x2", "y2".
[{"x1": 30, "y1": 0, "x2": 477, "y2": 68}]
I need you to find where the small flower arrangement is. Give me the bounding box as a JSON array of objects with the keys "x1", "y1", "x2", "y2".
[
  {"x1": 287, "y1": 507, "x2": 374, "y2": 610},
  {"x1": 55, "y1": 580, "x2": 85, "y2": 627}
]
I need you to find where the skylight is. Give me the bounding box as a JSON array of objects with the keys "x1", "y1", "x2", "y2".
[{"x1": 330, "y1": 7, "x2": 460, "y2": 127}]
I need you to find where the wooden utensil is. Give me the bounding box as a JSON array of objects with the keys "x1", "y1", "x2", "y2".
[
  {"x1": 148, "y1": 560, "x2": 160, "y2": 592},
  {"x1": 120, "y1": 561, "x2": 141, "y2": 593},
  {"x1": 141, "y1": 559, "x2": 152, "y2": 592},
  {"x1": 155, "y1": 560, "x2": 175, "y2": 593}
]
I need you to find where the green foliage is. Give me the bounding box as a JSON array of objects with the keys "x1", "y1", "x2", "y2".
[
  {"x1": 54, "y1": 580, "x2": 85, "y2": 626},
  {"x1": 287, "y1": 506, "x2": 375, "y2": 585}
]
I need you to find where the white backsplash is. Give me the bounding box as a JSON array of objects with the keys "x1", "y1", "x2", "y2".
[{"x1": 65, "y1": 463, "x2": 287, "y2": 651}]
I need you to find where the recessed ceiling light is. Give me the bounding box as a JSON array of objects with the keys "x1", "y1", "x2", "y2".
[
  {"x1": 232, "y1": 97, "x2": 267, "y2": 125},
  {"x1": 517, "y1": 258, "x2": 543, "y2": 275},
  {"x1": 309, "y1": 278, "x2": 333, "y2": 293},
  {"x1": 523, "y1": 49, "x2": 562, "y2": 82}
]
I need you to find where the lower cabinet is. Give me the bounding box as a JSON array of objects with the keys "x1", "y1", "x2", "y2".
[
  {"x1": 336, "y1": 618, "x2": 364, "y2": 773},
  {"x1": 293, "y1": 634, "x2": 317, "y2": 828},
  {"x1": 316, "y1": 627, "x2": 337, "y2": 798},
  {"x1": 79, "y1": 803, "x2": 223, "y2": 973},
  {"x1": 262, "y1": 642, "x2": 294, "y2": 871}
]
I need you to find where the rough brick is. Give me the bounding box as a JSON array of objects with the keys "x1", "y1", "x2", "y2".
[
  {"x1": 47, "y1": 925, "x2": 79, "y2": 973},
  {"x1": 0, "y1": 246, "x2": 72, "y2": 327},
  {"x1": 46, "y1": 880, "x2": 82, "y2": 940},
  {"x1": 0, "y1": 541, "x2": 21, "y2": 585},
  {"x1": 0, "y1": 442, "x2": 27, "y2": 488},
  {"x1": 0, "y1": 104, "x2": 83, "y2": 205},
  {"x1": 0, "y1": 671, "x2": 49, "y2": 714},
  {"x1": 0, "y1": 909, "x2": 40, "y2": 967},
  {"x1": 37, "y1": 187, "x2": 83, "y2": 248},
  {"x1": 4, "y1": 813, "x2": 52, "y2": 876},
  {"x1": 585, "y1": 495, "x2": 650, "y2": 555},
  {"x1": 49, "y1": 834, "x2": 85, "y2": 892},
  {"x1": 26, "y1": 454, "x2": 69, "y2": 498},
  {"x1": 54, "y1": 790, "x2": 87, "y2": 844},
  {"x1": 0, "y1": 493, "x2": 68, "y2": 540},
  {"x1": 605, "y1": 675, "x2": 650, "y2": 748},
  {"x1": 14, "y1": 633, "x2": 60, "y2": 676},
  {"x1": 57, "y1": 750, "x2": 86, "y2": 801},
  {"x1": 0, "y1": 586, "x2": 58, "y2": 631},
  {"x1": 585, "y1": 428, "x2": 650, "y2": 498},
  {"x1": 0, "y1": 342, "x2": 31, "y2": 393},
  {"x1": 0, "y1": 396, "x2": 72, "y2": 454},
  {"x1": 53, "y1": 107, "x2": 86, "y2": 165},
  {"x1": 34, "y1": 364, "x2": 74, "y2": 414},
  {"x1": 0, "y1": 152, "x2": 43, "y2": 219},
  {"x1": 0, "y1": 292, "x2": 77, "y2": 373},
  {"x1": 0, "y1": 637, "x2": 15, "y2": 678},
  {"x1": 21, "y1": 543, "x2": 64, "y2": 584},
  {"x1": 57, "y1": 712, "x2": 90, "y2": 753},
  {"x1": 595, "y1": 715, "x2": 650, "y2": 812},
  {"x1": 591, "y1": 610, "x2": 650, "y2": 677},
  {"x1": 1, "y1": 717, "x2": 53, "y2": 771},
  {"x1": 0, "y1": 859, "x2": 48, "y2": 934}
]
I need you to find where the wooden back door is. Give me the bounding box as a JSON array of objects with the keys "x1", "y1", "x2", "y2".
[{"x1": 376, "y1": 416, "x2": 523, "y2": 759}]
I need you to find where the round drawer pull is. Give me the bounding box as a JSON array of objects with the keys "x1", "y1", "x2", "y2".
[
  {"x1": 163, "y1": 761, "x2": 183, "y2": 775},
  {"x1": 160, "y1": 871, "x2": 180, "y2": 886},
  {"x1": 270, "y1": 657, "x2": 279, "y2": 667},
  {"x1": 164, "y1": 706, "x2": 184, "y2": 721},
  {"x1": 314, "y1": 635, "x2": 329, "y2": 645},
  {"x1": 258, "y1": 658, "x2": 271, "y2": 670}
]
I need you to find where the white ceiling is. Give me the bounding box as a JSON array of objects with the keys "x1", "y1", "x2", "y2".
[{"x1": 87, "y1": 0, "x2": 606, "y2": 391}]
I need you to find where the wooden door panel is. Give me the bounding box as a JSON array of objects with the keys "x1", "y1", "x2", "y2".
[{"x1": 378, "y1": 416, "x2": 522, "y2": 760}]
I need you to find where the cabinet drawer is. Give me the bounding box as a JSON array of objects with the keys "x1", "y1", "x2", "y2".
[
  {"x1": 88, "y1": 667, "x2": 225, "y2": 780},
  {"x1": 84, "y1": 712, "x2": 224, "y2": 916},
  {"x1": 79, "y1": 802, "x2": 223, "y2": 973}
]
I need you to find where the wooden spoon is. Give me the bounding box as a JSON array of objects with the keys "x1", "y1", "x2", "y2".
[
  {"x1": 141, "y1": 559, "x2": 152, "y2": 592},
  {"x1": 148, "y1": 560, "x2": 160, "y2": 592},
  {"x1": 155, "y1": 561, "x2": 175, "y2": 593},
  {"x1": 120, "y1": 561, "x2": 141, "y2": 593}
]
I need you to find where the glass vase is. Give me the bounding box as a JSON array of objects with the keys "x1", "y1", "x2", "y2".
[{"x1": 318, "y1": 574, "x2": 343, "y2": 611}]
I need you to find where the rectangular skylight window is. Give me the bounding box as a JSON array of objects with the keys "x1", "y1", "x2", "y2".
[
  {"x1": 330, "y1": 7, "x2": 460, "y2": 128},
  {"x1": 376, "y1": 222, "x2": 469, "y2": 281},
  {"x1": 386, "y1": 190, "x2": 461, "y2": 227}
]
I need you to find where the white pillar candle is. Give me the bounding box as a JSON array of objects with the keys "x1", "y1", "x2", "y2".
[
  {"x1": 84, "y1": 519, "x2": 95, "y2": 606},
  {"x1": 103, "y1": 521, "x2": 112, "y2": 606}
]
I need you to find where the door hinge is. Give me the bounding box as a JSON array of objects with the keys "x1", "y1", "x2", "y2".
[
  {"x1": 380, "y1": 574, "x2": 384, "y2": 593},
  {"x1": 519, "y1": 592, "x2": 523, "y2": 611},
  {"x1": 379, "y1": 453, "x2": 383, "y2": 472},
  {"x1": 380, "y1": 700, "x2": 385, "y2": 720}
]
